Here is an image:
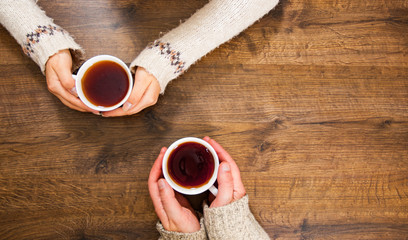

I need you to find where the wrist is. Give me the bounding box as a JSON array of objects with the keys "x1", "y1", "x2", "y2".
[{"x1": 156, "y1": 217, "x2": 207, "y2": 240}]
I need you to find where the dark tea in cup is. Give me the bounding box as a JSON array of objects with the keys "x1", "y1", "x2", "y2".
[
  {"x1": 82, "y1": 60, "x2": 129, "y2": 107},
  {"x1": 167, "y1": 141, "x2": 215, "y2": 188},
  {"x1": 163, "y1": 137, "x2": 219, "y2": 195},
  {"x1": 74, "y1": 55, "x2": 133, "y2": 112}
]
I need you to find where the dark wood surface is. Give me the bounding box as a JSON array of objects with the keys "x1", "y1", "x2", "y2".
[{"x1": 1, "y1": 0, "x2": 408, "y2": 239}]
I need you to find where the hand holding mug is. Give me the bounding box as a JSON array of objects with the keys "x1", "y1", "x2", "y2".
[
  {"x1": 45, "y1": 49, "x2": 98, "y2": 114},
  {"x1": 203, "y1": 136, "x2": 246, "y2": 208},
  {"x1": 148, "y1": 147, "x2": 201, "y2": 233},
  {"x1": 102, "y1": 67, "x2": 161, "y2": 117},
  {"x1": 46, "y1": 52, "x2": 160, "y2": 116}
]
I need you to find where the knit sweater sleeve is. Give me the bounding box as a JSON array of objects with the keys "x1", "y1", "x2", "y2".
[
  {"x1": 0, "y1": 0, "x2": 84, "y2": 73},
  {"x1": 203, "y1": 195, "x2": 270, "y2": 240},
  {"x1": 156, "y1": 216, "x2": 208, "y2": 240},
  {"x1": 130, "y1": 0, "x2": 279, "y2": 93}
]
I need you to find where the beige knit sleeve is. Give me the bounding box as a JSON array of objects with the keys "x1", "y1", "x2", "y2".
[
  {"x1": 156, "y1": 217, "x2": 208, "y2": 240},
  {"x1": 130, "y1": 0, "x2": 279, "y2": 93},
  {"x1": 0, "y1": 0, "x2": 84, "y2": 73},
  {"x1": 203, "y1": 195, "x2": 270, "y2": 240}
]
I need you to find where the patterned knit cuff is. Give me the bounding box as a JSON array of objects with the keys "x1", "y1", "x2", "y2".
[
  {"x1": 130, "y1": 40, "x2": 187, "y2": 94},
  {"x1": 22, "y1": 24, "x2": 84, "y2": 74},
  {"x1": 156, "y1": 217, "x2": 207, "y2": 240},
  {"x1": 203, "y1": 195, "x2": 270, "y2": 240}
]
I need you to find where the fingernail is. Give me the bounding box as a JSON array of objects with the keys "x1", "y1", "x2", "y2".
[
  {"x1": 158, "y1": 179, "x2": 165, "y2": 190},
  {"x1": 222, "y1": 163, "x2": 230, "y2": 172},
  {"x1": 92, "y1": 111, "x2": 102, "y2": 116},
  {"x1": 123, "y1": 102, "x2": 132, "y2": 112},
  {"x1": 70, "y1": 87, "x2": 78, "y2": 97}
]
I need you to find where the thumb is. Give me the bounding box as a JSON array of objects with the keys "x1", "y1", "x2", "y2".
[
  {"x1": 158, "y1": 179, "x2": 183, "y2": 218},
  {"x1": 211, "y1": 162, "x2": 234, "y2": 208}
]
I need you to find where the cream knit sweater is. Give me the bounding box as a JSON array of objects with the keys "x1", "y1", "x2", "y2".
[
  {"x1": 130, "y1": 0, "x2": 279, "y2": 93},
  {"x1": 0, "y1": 0, "x2": 84, "y2": 73},
  {"x1": 156, "y1": 195, "x2": 270, "y2": 240},
  {"x1": 1, "y1": 0, "x2": 279, "y2": 94}
]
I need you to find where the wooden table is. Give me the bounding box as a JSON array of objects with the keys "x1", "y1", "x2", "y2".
[{"x1": 1, "y1": 0, "x2": 407, "y2": 239}]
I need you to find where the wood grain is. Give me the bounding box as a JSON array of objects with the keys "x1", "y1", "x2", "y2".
[{"x1": 0, "y1": 0, "x2": 407, "y2": 239}]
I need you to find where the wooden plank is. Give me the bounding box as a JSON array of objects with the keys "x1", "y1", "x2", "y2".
[{"x1": 0, "y1": 0, "x2": 407, "y2": 239}]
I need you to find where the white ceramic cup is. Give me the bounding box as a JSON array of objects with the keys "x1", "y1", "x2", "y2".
[
  {"x1": 162, "y1": 137, "x2": 219, "y2": 196},
  {"x1": 73, "y1": 55, "x2": 133, "y2": 112}
]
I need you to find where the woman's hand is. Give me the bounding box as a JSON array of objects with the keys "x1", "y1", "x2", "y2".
[
  {"x1": 102, "y1": 67, "x2": 160, "y2": 117},
  {"x1": 45, "y1": 49, "x2": 98, "y2": 114},
  {"x1": 203, "y1": 136, "x2": 246, "y2": 208},
  {"x1": 148, "y1": 147, "x2": 201, "y2": 233}
]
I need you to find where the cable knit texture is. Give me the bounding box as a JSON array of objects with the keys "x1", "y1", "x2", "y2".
[
  {"x1": 155, "y1": 195, "x2": 269, "y2": 240},
  {"x1": 204, "y1": 195, "x2": 270, "y2": 240},
  {"x1": 156, "y1": 216, "x2": 207, "y2": 240},
  {"x1": 131, "y1": 0, "x2": 279, "y2": 93},
  {"x1": 0, "y1": 0, "x2": 84, "y2": 73}
]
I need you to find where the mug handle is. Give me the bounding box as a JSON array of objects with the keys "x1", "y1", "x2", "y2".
[
  {"x1": 209, "y1": 185, "x2": 218, "y2": 196},
  {"x1": 71, "y1": 74, "x2": 78, "y2": 97}
]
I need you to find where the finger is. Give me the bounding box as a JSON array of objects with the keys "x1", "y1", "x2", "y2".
[
  {"x1": 204, "y1": 137, "x2": 246, "y2": 199},
  {"x1": 126, "y1": 67, "x2": 154, "y2": 108},
  {"x1": 57, "y1": 68, "x2": 78, "y2": 97},
  {"x1": 210, "y1": 162, "x2": 234, "y2": 208},
  {"x1": 53, "y1": 71, "x2": 97, "y2": 113},
  {"x1": 52, "y1": 51, "x2": 75, "y2": 92},
  {"x1": 101, "y1": 67, "x2": 154, "y2": 117},
  {"x1": 148, "y1": 147, "x2": 167, "y2": 184},
  {"x1": 46, "y1": 68, "x2": 97, "y2": 113},
  {"x1": 204, "y1": 137, "x2": 234, "y2": 163},
  {"x1": 205, "y1": 136, "x2": 240, "y2": 173},
  {"x1": 158, "y1": 179, "x2": 184, "y2": 219},
  {"x1": 47, "y1": 49, "x2": 78, "y2": 97},
  {"x1": 57, "y1": 96, "x2": 87, "y2": 112},
  {"x1": 51, "y1": 82, "x2": 95, "y2": 113},
  {"x1": 148, "y1": 148, "x2": 168, "y2": 224},
  {"x1": 126, "y1": 79, "x2": 160, "y2": 114},
  {"x1": 102, "y1": 78, "x2": 160, "y2": 117},
  {"x1": 47, "y1": 78, "x2": 86, "y2": 112}
]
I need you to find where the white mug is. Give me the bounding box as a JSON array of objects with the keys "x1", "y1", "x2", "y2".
[
  {"x1": 73, "y1": 55, "x2": 133, "y2": 112},
  {"x1": 162, "y1": 137, "x2": 219, "y2": 196}
]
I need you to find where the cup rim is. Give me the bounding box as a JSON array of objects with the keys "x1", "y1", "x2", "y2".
[
  {"x1": 75, "y1": 55, "x2": 133, "y2": 112},
  {"x1": 162, "y1": 137, "x2": 219, "y2": 195}
]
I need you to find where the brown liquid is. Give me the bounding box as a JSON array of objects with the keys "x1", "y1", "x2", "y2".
[
  {"x1": 82, "y1": 60, "x2": 129, "y2": 107},
  {"x1": 168, "y1": 142, "x2": 215, "y2": 188}
]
